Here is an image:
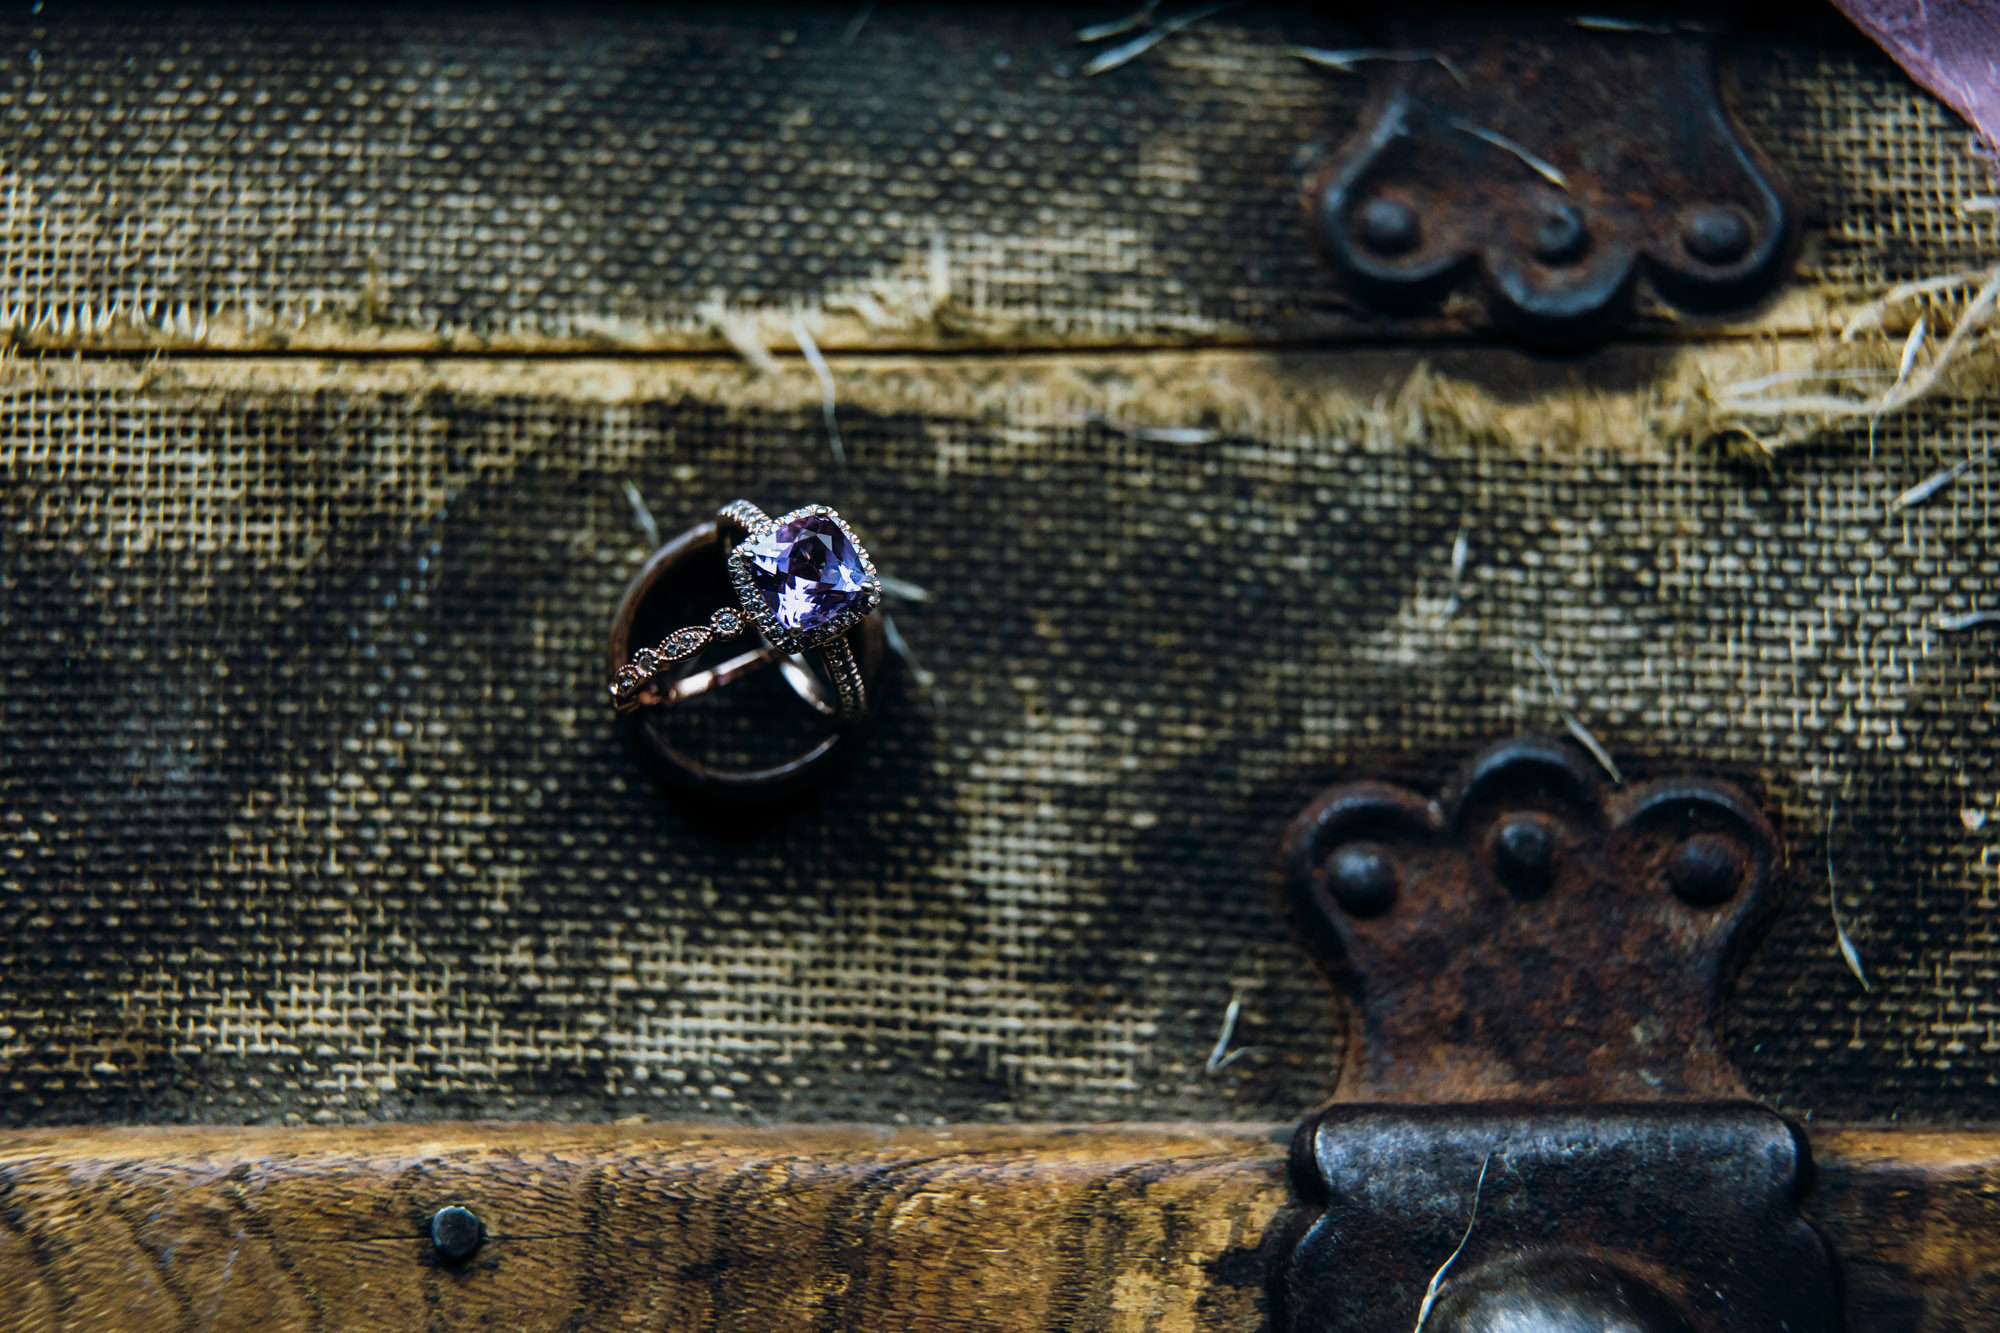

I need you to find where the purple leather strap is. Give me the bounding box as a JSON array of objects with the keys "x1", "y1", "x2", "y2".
[{"x1": 1835, "y1": 0, "x2": 2000, "y2": 152}]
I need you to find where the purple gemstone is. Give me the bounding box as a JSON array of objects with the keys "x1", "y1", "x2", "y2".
[{"x1": 743, "y1": 514, "x2": 869, "y2": 633}]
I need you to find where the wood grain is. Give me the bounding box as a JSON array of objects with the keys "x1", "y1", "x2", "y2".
[
  {"x1": 0, "y1": 1124, "x2": 1995, "y2": 1332},
  {"x1": 0, "y1": 1124, "x2": 1291, "y2": 1333},
  {"x1": 1809, "y1": 1130, "x2": 2000, "y2": 1333}
]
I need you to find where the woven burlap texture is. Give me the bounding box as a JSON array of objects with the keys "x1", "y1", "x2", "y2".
[
  {"x1": 2, "y1": 347, "x2": 1996, "y2": 1124},
  {"x1": 0, "y1": 8, "x2": 1981, "y2": 348},
  {"x1": 1, "y1": 8, "x2": 1998, "y2": 1125}
]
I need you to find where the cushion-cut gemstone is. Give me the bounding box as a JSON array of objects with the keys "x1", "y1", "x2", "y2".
[{"x1": 743, "y1": 514, "x2": 868, "y2": 633}]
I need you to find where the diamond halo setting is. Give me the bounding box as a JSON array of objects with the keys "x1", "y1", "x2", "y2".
[{"x1": 727, "y1": 504, "x2": 881, "y2": 651}]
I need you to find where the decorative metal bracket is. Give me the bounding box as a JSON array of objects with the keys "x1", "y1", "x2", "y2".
[
  {"x1": 1277, "y1": 738, "x2": 1836, "y2": 1333},
  {"x1": 1305, "y1": 19, "x2": 1792, "y2": 346}
]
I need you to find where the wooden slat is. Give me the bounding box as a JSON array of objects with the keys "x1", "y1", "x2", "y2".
[
  {"x1": 0, "y1": 1124, "x2": 1290, "y2": 1333},
  {"x1": 0, "y1": 1124, "x2": 1994, "y2": 1331},
  {"x1": 1809, "y1": 1130, "x2": 2000, "y2": 1333}
]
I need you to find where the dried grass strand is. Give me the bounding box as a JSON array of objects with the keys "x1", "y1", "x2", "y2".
[
  {"x1": 879, "y1": 609, "x2": 936, "y2": 697},
  {"x1": 926, "y1": 230, "x2": 951, "y2": 307},
  {"x1": 840, "y1": 0, "x2": 877, "y2": 45},
  {"x1": 1081, "y1": 1, "x2": 1234, "y2": 75},
  {"x1": 620, "y1": 479, "x2": 661, "y2": 549},
  {"x1": 1889, "y1": 317, "x2": 1928, "y2": 399},
  {"x1": 1529, "y1": 643, "x2": 1622, "y2": 784},
  {"x1": 1724, "y1": 391, "x2": 1894, "y2": 419},
  {"x1": 1204, "y1": 992, "x2": 1243, "y2": 1074},
  {"x1": 789, "y1": 313, "x2": 845, "y2": 467},
  {"x1": 1289, "y1": 45, "x2": 1468, "y2": 87},
  {"x1": 1570, "y1": 14, "x2": 1674, "y2": 32},
  {"x1": 877, "y1": 572, "x2": 931, "y2": 603},
  {"x1": 1441, "y1": 523, "x2": 1468, "y2": 623},
  {"x1": 1714, "y1": 264, "x2": 2000, "y2": 454},
  {"x1": 1828, "y1": 802, "x2": 1871, "y2": 992},
  {"x1": 1885, "y1": 266, "x2": 2000, "y2": 412},
  {"x1": 1840, "y1": 268, "x2": 1989, "y2": 342},
  {"x1": 1413, "y1": 1153, "x2": 1493, "y2": 1333},
  {"x1": 1870, "y1": 317, "x2": 1927, "y2": 455},
  {"x1": 701, "y1": 302, "x2": 781, "y2": 375},
  {"x1": 1087, "y1": 411, "x2": 1220, "y2": 445},
  {"x1": 1451, "y1": 119, "x2": 1567, "y2": 189},
  {"x1": 1892, "y1": 440, "x2": 1997, "y2": 510},
  {"x1": 1719, "y1": 367, "x2": 1891, "y2": 399},
  {"x1": 1075, "y1": 0, "x2": 1159, "y2": 42}
]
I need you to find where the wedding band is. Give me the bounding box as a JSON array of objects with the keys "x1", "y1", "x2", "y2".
[{"x1": 606, "y1": 501, "x2": 885, "y2": 797}]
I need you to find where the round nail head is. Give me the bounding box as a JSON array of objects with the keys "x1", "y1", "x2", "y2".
[
  {"x1": 431, "y1": 1205, "x2": 484, "y2": 1260},
  {"x1": 1681, "y1": 205, "x2": 1751, "y2": 264},
  {"x1": 1325, "y1": 841, "x2": 1399, "y2": 917},
  {"x1": 1532, "y1": 202, "x2": 1586, "y2": 264},
  {"x1": 1356, "y1": 196, "x2": 1422, "y2": 256},
  {"x1": 1669, "y1": 832, "x2": 1743, "y2": 906},
  {"x1": 1492, "y1": 815, "x2": 1558, "y2": 896}
]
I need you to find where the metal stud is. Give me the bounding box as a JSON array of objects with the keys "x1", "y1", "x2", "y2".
[
  {"x1": 430, "y1": 1205, "x2": 484, "y2": 1261},
  {"x1": 1355, "y1": 197, "x2": 1422, "y2": 256},
  {"x1": 1324, "y1": 841, "x2": 1399, "y2": 917},
  {"x1": 1492, "y1": 814, "x2": 1558, "y2": 896},
  {"x1": 1532, "y1": 201, "x2": 1587, "y2": 264},
  {"x1": 1681, "y1": 204, "x2": 1751, "y2": 264},
  {"x1": 1668, "y1": 832, "x2": 1743, "y2": 906}
]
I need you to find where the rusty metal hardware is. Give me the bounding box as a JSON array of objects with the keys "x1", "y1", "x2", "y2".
[
  {"x1": 1284, "y1": 1106, "x2": 1834, "y2": 1333},
  {"x1": 1277, "y1": 738, "x2": 1836, "y2": 1333},
  {"x1": 1281, "y1": 735, "x2": 1781, "y2": 1103},
  {"x1": 430, "y1": 1205, "x2": 484, "y2": 1261},
  {"x1": 1305, "y1": 18, "x2": 1792, "y2": 346}
]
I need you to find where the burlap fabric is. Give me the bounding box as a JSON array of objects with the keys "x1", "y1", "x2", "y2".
[
  {"x1": 0, "y1": 6, "x2": 1973, "y2": 348},
  {"x1": 2, "y1": 6, "x2": 1997, "y2": 1126}
]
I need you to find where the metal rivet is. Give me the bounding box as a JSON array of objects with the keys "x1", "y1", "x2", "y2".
[
  {"x1": 1669, "y1": 832, "x2": 1743, "y2": 906},
  {"x1": 1681, "y1": 204, "x2": 1751, "y2": 264},
  {"x1": 430, "y1": 1205, "x2": 483, "y2": 1261},
  {"x1": 1324, "y1": 841, "x2": 1398, "y2": 917},
  {"x1": 1355, "y1": 197, "x2": 1421, "y2": 256},
  {"x1": 1491, "y1": 815, "x2": 1557, "y2": 896},
  {"x1": 1532, "y1": 202, "x2": 1586, "y2": 264}
]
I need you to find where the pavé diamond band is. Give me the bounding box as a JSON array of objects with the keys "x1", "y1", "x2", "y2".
[{"x1": 609, "y1": 500, "x2": 883, "y2": 723}]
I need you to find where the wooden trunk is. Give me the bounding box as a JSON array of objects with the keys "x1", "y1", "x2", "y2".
[{"x1": 1, "y1": 3, "x2": 1996, "y2": 1328}]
